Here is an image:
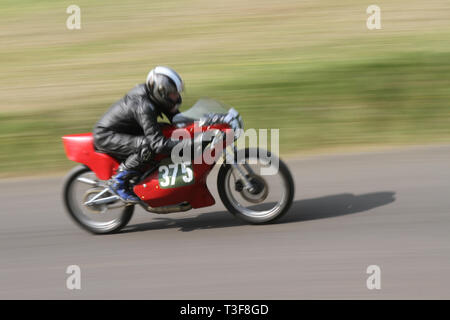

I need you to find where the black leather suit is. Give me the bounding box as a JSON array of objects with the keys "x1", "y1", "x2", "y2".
[{"x1": 93, "y1": 83, "x2": 183, "y2": 171}]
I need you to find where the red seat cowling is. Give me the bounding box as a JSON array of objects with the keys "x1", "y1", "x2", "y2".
[{"x1": 62, "y1": 133, "x2": 119, "y2": 180}]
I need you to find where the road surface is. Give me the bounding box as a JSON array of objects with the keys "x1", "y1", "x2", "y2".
[{"x1": 1, "y1": 145, "x2": 450, "y2": 299}]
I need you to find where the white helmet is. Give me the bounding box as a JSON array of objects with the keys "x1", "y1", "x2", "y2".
[{"x1": 146, "y1": 66, "x2": 184, "y2": 114}]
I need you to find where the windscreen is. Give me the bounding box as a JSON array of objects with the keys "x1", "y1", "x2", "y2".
[{"x1": 178, "y1": 98, "x2": 229, "y2": 120}]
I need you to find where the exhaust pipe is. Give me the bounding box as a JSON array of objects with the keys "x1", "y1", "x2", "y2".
[{"x1": 141, "y1": 202, "x2": 192, "y2": 214}]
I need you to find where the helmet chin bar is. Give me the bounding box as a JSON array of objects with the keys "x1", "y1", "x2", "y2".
[
  {"x1": 169, "y1": 104, "x2": 180, "y2": 114},
  {"x1": 166, "y1": 91, "x2": 182, "y2": 113}
]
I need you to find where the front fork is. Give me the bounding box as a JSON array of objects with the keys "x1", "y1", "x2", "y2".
[{"x1": 223, "y1": 143, "x2": 256, "y2": 193}]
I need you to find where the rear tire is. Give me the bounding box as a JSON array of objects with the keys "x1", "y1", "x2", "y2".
[{"x1": 62, "y1": 165, "x2": 134, "y2": 234}]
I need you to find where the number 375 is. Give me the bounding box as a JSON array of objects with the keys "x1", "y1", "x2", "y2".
[{"x1": 159, "y1": 162, "x2": 194, "y2": 187}]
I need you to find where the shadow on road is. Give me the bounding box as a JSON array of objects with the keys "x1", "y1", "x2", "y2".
[{"x1": 122, "y1": 191, "x2": 396, "y2": 233}]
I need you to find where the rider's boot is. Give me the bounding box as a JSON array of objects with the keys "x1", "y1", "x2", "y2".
[{"x1": 108, "y1": 168, "x2": 140, "y2": 204}]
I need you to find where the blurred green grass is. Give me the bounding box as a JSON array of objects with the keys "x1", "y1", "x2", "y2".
[{"x1": 1, "y1": 0, "x2": 450, "y2": 176}]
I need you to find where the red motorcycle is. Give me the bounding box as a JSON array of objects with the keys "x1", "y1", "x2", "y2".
[{"x1": 62, "y1": 99, "x2": 294, "y2": 234}]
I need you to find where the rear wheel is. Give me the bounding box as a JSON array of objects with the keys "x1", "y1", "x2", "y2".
[
  {"x1": 62, "y1": 165, "x2": 134, "y2": 234},
  {"x1": 217, "y1": 148, "x2": 294, "y2": 224}
]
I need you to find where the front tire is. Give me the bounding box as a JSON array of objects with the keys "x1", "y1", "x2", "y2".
[
  {"x1": 217, "y1": 148, "x2": 294, "y2": 224},
  {"x1": 62, "y1": 165, "x2": 134, "y2": 234}
]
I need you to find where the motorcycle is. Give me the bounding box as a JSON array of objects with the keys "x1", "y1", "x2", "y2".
[{"x1": 62, "y1": 98, "x2": 295, "y2": 234}]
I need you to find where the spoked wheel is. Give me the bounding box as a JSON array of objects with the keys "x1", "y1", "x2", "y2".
[
  {"x1": 217, "y1": 148, "x2": 294, "y2": 224},
  {"x1": 62, "y1": 165, "x2": 134, "y2": 234}
]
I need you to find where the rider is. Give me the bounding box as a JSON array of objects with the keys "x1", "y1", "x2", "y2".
[{"x1": 93, "y1": 66, "x2": 192, "y2": 203}]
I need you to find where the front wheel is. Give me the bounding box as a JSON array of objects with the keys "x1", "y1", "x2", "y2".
[
  {"x1": 217, "y1": 148, "x2": 294, "y2": 224},
  {"x1": 62, "y1": 165, "x2": 134, "y2": 234}
]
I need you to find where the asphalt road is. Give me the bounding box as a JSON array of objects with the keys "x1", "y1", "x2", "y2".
[{"x1": 1, "y1": 145, "x2": 450, "y2": 299}]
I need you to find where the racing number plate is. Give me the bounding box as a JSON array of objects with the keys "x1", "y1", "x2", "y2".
[{"x1": 158, "y1": 159, "x2": 194, "y2": 189}]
